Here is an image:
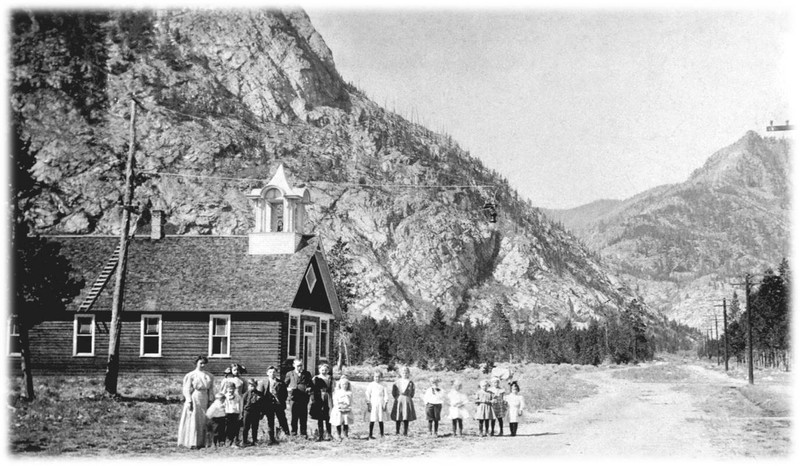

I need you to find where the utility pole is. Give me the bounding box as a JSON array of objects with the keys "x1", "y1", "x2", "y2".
[
  {"x1": 745, "y1": 274, "x2": 754, "y2": 385},
  {"x1": 714, "y1": 312, "x2": 720, "y2": 366},
  {"x1": 731, "y1": 273, "x2": 760, "y2": 384},
  {"x1": 715, "y1": 298, "x2": 728, "y2": 371},
  {"x1": 105, "y1": 98, "x2": 137, "y2": 396}
]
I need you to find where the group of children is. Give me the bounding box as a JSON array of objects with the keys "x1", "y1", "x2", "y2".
[
  {"x1": 320, "y1": 366, "x2": 527, "y2": 440},
  {"x1": 422, "y1": 374, "x2": 526, "y2": 437},
  {"x1": 204, "y1": 363, "x2": 291, "y2": 447},
  {"x1": 189, "y1": 361, "x2": 527, "y2": 448}
]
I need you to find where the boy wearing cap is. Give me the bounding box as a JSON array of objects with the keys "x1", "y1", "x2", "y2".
[{"x1": 241, "y1": 379, "x2": 264, "y2": 446}]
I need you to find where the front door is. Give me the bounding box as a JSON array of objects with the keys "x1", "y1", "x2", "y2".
[{"x1": 303, "y1": 322, "x2": 317, "y2": 373}]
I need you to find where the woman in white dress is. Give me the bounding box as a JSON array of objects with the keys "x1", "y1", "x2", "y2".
[
  {"x1": 177, "y1": 356, "x2": 215, "y2": 448},
  {"x1": 365, "y1": 370, "x2": 389, "y2": 439}
]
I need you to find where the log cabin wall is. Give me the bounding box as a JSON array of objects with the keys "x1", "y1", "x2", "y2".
[{"x1": 9, "y1": 311, "x2": 286, "y2": 377}]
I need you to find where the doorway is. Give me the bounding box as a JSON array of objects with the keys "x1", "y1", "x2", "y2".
[{"x1": 303, "y1": 322, "x2": 317, "y2": 374}]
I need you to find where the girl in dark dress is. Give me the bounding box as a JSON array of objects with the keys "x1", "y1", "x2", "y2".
[
  {"x1": 390, "y1": 366, "x2": 417, "y2": 435},
  {"x1": 309, "y1": 363, "x2": 333, "y2": 441}
]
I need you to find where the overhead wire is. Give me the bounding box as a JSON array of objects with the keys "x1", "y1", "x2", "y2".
[{"x1": 139, "y1": 170, "x2": 498, "y2": 190}]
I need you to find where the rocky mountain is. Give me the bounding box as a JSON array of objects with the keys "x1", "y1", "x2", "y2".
[
  {"x1": 547, "y1": 131, "x2": 791, "y2": 327},
  {"x1": 13, "y1": 9, "x2": 653, "y2": 330}
]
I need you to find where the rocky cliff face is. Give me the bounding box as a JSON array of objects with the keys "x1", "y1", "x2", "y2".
[
  {"x1": 14, "y1": 9, "x2": 647, "y2": 328},
  {"x1": 548, "y1": 131, "x2": 791, "y2": 327}
]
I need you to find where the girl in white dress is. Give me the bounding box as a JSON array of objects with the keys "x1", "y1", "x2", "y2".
[
  {"x1": 446, "y1": 379, "x2": 470, "y2": 436},
  {"x1": 365, "y1": 370, "x2": 389, "y2": 439},
  {"x1": 505, "y1": 381, "x2": 526, "y2": 436},
  {"x1": 330, "y1": 376, "x2": 354, "y2": 440}
]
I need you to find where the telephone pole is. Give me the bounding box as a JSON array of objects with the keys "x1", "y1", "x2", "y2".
[
  {"x1": 715, "y1": 298, "x2": 728, "y2": 371},
  {"x1": 745, "y1": 274, "x2": 754, "y2": 385},
  {"x1": 105, "y1": 98, "x2": 138, "y2": 396},
  {"x1": 714, "y1": 312, "x2": 720, "y2": 365},
  {"x1": 731, "y1": 273, "x2": 760, "y2": 384}
]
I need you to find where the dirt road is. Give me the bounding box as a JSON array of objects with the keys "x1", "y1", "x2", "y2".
[{"x1": 431, "y1": 361, "x2": 791, "y2": 459}]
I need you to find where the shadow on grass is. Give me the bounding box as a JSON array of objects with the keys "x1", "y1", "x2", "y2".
[{"x1": 117, "y1": 395, "x2": 182, "y2": 404}]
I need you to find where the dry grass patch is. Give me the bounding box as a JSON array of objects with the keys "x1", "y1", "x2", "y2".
[{"x1": 9, "y1": 363, "x2": 598, "y2": 457}]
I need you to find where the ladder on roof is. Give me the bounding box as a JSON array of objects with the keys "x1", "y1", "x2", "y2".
[
  {"x1": 77, "y1": 244, "x2": 122, "y2": 312},
  {"x1": 77, "y1": 215, "x2": 141, "y2": 313}
]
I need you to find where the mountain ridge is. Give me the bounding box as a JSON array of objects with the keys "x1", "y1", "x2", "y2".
[
  {"x1": 13, "y1": 9, "x2": 656, "y2": 330},
  {"x1": 546, "y1": 131, "x2": 791, "y2": 326}
]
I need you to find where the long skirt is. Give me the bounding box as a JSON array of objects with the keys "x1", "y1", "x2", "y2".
[
  {"x1": 177, "y1": 390, "x2": 209, "y2": 447},
  {"x1": 391, "y1": 395, "x2": 417, "y2": 422}
]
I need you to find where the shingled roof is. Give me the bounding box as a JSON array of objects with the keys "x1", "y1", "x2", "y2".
[{"x1": 48, "y1": 235, "x2": 327, "y2": 313}]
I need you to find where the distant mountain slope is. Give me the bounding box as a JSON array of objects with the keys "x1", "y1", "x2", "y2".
[
  {"x1": 544, "y1": 199, "x2": 622, "y2": 232},
  {"x1": 547, "y1": 131, "x2": 791, "y2": 326},
  {"x1": 12, "y1": 9, "x2": 652, "y2": 330}
]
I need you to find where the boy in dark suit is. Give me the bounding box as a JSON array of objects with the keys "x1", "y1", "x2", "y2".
[
  {"x1": 241, "y1": 379, "x2": 263, "y2": 446},
  {"x1": 261, "y1": 366, "x2": 290, "y2": 445},
  {"x1": 284, "y1": 358, "x2": 313, "y2": 438}
]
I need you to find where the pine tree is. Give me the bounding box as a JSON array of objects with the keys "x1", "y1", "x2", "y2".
[
  {"x1": 425, "y1": 308, "x2": 450, "y2": 369},
  {"x1": 394, "y1": 310, "x2": 420, "y2": 365},
  {"x1": 728, "y1": 291, "x2": 741, "y2": 322},
  {"x1": 327, "y1": 238, "x2": 359, "y2": 369},
  {"x1": 11, "y1": 124, "x2": 84, "y2": 400},
  {"x1": 482, "y1": 303, "x2": 514, "y2": 366},
  {"x1": 451, "y1": 317, "x2": 479, "y2": 370}
]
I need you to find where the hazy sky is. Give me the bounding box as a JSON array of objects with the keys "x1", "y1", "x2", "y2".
[{"x1": 306, "y1": 6, "x2": 795, "y2": 209}]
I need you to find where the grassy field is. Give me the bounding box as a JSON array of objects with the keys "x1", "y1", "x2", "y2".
[{"x1": 8, "y1": 363, "x2": 599, "y2": 457}]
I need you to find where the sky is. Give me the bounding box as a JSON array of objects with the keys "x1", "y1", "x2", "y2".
[
  {"x1": 304, "y1": 3, "x2": 796, "y2": 209},
  {"x1": 1, "y1": 2, "x2": 796, "y2": 207}
]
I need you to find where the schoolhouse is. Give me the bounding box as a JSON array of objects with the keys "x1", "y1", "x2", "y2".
[{"x1": 8, "y1": 165, "x2": 342, "y2": 376}]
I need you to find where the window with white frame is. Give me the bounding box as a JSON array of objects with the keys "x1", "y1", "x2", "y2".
[
  {"x1": 319, "y1": 319, "x2": 329, "y2": 359},
  {"x1": 74, "y1": 314, "x2": 95, "y2": 356},
  {"x1": 209, "y1": 315, "x2": 230, "y2": 357},
  {"x1": 140, "y1": 315, "x2": 162, "y2": 357},
  {"x1": 8, "y1": 315, "x2": 21, "y2": 356},
  {"x1": 288, "y1": 314, "x2": 300, "y2": 357}
]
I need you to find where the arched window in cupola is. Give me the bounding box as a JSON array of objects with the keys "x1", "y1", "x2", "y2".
[
  {"x1": 246, "y1": 164, "x2": 313, "y2": 255},
  {"x1": 264, "y1": 187, "x2": 284, "y2": 232}
]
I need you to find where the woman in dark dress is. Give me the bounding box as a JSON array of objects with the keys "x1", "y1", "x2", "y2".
[
  {"x1": 309, "y1": 363, "x2": 333, "y2": 441},
  {"x1": 390, "y1": 366, "x2": 417, "y2": 435}
]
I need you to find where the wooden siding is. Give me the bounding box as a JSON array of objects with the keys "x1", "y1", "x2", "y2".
[{"x1": 10, "y1": 312, "x2": 286, "y2": 376}]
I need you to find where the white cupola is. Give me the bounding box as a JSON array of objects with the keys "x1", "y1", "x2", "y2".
[{"x1": 246, "y1": 164, "x2": 312, "y2": 255}]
